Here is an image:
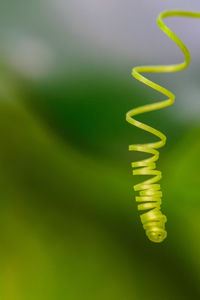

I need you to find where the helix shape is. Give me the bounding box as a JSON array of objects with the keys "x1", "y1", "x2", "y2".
[{"x1": 126, "y1": 10, "x2": 200, "y2": 243}]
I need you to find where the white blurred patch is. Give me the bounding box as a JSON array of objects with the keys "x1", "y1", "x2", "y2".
[
  {"x1": 2, "y1": 35, "x2": 55, "y2": 80},
  {"x1": 47, "y1": 0, "x2": 200, "y2": 62}
]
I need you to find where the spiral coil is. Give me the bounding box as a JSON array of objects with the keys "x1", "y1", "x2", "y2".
[{"x1": 126, "y1": 10, "x2": 200, "y2": 243}]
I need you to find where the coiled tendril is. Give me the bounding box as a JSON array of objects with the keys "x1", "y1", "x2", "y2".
[{"x1": 126, "y1": 10, "x2": 200, "y2": 243}]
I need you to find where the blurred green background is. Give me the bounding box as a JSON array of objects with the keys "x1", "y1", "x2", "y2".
[{"x1": 0, "y1": 1, "x2": 200, "y2": 299}]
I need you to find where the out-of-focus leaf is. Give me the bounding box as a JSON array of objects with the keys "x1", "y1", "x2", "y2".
[{"x1": 0, "y1": 101, "x2": 199, "y2": 299}]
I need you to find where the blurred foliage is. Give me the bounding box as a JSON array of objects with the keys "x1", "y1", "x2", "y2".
[
  {"x1": 0, "y1": 63, "x2": 199, "y2": 300},
  {"x1": 23, "y1": 68, "x2": 189, "y2": 160}
]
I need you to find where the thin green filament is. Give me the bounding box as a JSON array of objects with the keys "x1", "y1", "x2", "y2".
[{"x1": 126, "y1": 10, "x2": 200, "y2": 243}]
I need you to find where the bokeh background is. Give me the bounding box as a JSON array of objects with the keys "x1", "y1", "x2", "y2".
[{"x1": 0, "y1": 1, "x2": 200, "y2": 299}]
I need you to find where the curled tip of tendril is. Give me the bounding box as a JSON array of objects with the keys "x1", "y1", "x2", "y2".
[
  {"x1": 127, "y1": 10, "x2": 200, "y2": 242},
  {"x1": 147, "y1": 228, "x2": 167, "y2": 243},
  {"x1": 141, "y1": 210, "x2": 167, "y2": 243}
]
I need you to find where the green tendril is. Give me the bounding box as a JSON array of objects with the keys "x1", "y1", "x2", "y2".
[{"x1": 126, "y1": 10, "x2": 200, "y2": 243}]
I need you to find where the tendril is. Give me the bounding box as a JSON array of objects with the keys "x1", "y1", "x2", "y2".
[{"x1": 126, "y1": 10, "x2": 200, "y2": 243}]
